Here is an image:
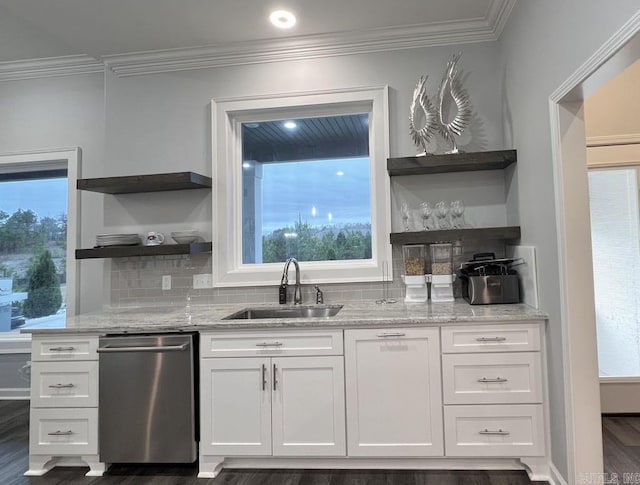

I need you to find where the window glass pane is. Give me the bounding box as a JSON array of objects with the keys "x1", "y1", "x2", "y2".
[
  {"x1": 241, "y1": 114, "x2": 372, "y2": 264},
  {"x1": 588, "y1": 168, "x2": 640, "y2": 377},
  {"x1": 0, "y1": 174, "x2": 67, "y2": 334}
]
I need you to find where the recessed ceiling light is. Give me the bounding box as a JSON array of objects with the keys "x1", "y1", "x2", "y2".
[
  {"x1": 270, "y1": 10, "x2": 296, "y2": 29},
  {"x1": 242, "y1": 162, "x2": 252, "y2": 168},
  {"x1": 283, "y1": 121, "x2": 297, "y2": 129},
  {"x1": 244, "y1": 123, "x2": 260, "y2": 129},
  {"x1": 336, "y1": 171, "x2": 344, "y2": 176}
]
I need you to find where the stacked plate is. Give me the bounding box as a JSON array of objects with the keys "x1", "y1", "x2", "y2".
[
  {"x1": 96, "y1": 233, "x2": 141, "y2": 247},
  {"x1": 171, "y1": 230, "x2": 199, "y2": 244}
]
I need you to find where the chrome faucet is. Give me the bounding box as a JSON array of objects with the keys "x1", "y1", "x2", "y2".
[{"x1": 280, "y1": 258, "x2": 302, "y2": 305}]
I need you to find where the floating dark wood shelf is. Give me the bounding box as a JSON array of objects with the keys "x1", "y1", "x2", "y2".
[
  {"x1": 75, "y1": 242, "x2": 212, "y2": 259},
  {"x1": 387, "y1": 149, "x2": 517, "y2": 176},
  {"x1": 390, "y1": 226, "x2": 521, "y2": 245},
  {"x1": 77, "y1": 172, "x2": 212, "y2": 194}
]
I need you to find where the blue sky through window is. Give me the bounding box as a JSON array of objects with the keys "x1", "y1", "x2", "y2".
[{"x1": 260, "y1": 157, "x2": 371, "y2": 234}]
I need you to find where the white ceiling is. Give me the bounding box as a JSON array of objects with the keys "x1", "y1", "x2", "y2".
[{"x1": 0, "y1": 0, "x2": 515, "y2": 77}]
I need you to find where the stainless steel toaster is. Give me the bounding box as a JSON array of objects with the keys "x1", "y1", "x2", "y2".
[
  {"x1": 458, "y1": 253, "x2": 521, "y2": 305},
  {"x1": 461, "y1": 274, "x2": 520, "y2": 304}
]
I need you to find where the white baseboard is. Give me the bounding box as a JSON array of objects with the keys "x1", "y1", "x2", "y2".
[
  {"x1": 548, "y1": 461, "x2": 569, "y2": 485},
  {"x1": 0, "y1": 388, "x2": 29, "y2": 399}
]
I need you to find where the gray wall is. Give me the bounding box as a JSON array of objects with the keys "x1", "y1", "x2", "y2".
[{"x1": 499, "y1": 1, "x2": 640, "y2": 480}]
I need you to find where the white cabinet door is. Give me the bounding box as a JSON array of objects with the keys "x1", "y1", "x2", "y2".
[
  {"x1": 200, "y1": 357, "x2": 271, "y2": 456},
  {"x1": 271, "y1": 356, "x2": 345, "y2": 456},
  {"x1": 344, "y1": 328, "x2": 443, "y2": 457}
]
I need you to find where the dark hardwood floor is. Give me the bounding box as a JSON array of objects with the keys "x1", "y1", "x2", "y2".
[
  {"x1": 602, "y1": 415, "x2": 640, "y2": 477},
  {"x1": 0, "y1": 399, "x2": 581, "y2": 485}
]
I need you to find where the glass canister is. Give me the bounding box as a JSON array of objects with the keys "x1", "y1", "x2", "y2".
[
  {"x1": 430, "y1": 243, "x2": 453, "y2": 275},
  {"x1": 402, "y1": 244, "x2": 427, "y2": 276}
]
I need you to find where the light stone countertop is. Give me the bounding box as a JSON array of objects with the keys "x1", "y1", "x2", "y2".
[{"x1": 22, "y1": 300, "x2": 547, "y2": 335}]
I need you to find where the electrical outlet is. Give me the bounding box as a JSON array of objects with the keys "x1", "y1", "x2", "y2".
[
  {"x1": 193, "y1": 273, "x2": 212, "y2": 289},
  {"x1": 162, "y1": 275, "x2": 171, "y2": 290}
]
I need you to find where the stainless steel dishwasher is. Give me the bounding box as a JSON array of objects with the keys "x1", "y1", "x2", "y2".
[{"x1": 98, "y1": 333, "x2": 197, "y2": 463}]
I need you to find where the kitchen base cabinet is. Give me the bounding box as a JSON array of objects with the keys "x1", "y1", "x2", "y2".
[
  {"x1": 26, "y1": 336, "x2": 106, "y2": 477},
  {"x1": 344, "y1": 327, "x2": 443, "y2": 457},
  {"x1": 199, "y1": 331, "x2": 346, "y2": 477}
]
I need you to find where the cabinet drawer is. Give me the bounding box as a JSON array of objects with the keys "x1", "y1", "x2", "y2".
[
  {"x1": 444, "y1": 404, "x2": 544, "y2": 457},
  {"x1": 201, "y1": 330, "x2": 343, "y2": 357},
  {"x1": 32, "y1": 336, "x2": 99, "y2": 361},
  {"x1": 442, "y1": 353, "x2": 542, "y2": 404},
  {"x1": 441, "y1": 323, "x2": 541, "y2": 353},
  {"x1": 30, "y1": 408, "x2": 98, "y2": 455},
  {"x1": 31, "y1": 361, "x2": 98, "y2": 408}
]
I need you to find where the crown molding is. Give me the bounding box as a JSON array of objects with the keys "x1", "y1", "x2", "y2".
[
  {"x1": 487, "y1": 0, "x2": 518, "y2": 37},
  {"x1": 0, "y1": 0, "x2": 515, "y2": 80},
  {"x1": 104, "y1": 0, "x2": 513, "y2": 77},
  {"x1": 0, "y1": 55, "x2": 104, "y2": 82},
  {"x1": 586, "y1": 133, "x2": 640, "y2": 147}
]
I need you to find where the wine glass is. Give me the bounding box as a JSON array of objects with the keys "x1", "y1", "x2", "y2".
[
  {"x1": 450, "y1": 200, "x2": 466, "y2": 228},
  {"x1": 419, "y1": 202, "x2": 433, "y2": 230},
  {"x1": 435, "y1": 201, "x2": 450, "y2": 229},
  {"x1": 400, "y1": 202, "x2": 411, "y2": 232}
]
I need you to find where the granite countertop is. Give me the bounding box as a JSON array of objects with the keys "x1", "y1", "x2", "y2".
[{"x1": 22, "y1": 300, "x2": 547, "y2": 335}]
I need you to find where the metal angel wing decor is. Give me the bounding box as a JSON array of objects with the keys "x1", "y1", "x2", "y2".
[
  {"x1": 409, "y1": 75, "x2": 439, "y2": 156},
  {"x1": 409, "y1": 52, "x2": 473, "y2": 155},
  {"x1": 437, "y1": 52, "x2": 472, "y2": 154}
]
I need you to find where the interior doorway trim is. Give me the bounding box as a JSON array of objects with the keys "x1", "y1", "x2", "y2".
[{"x1": 548, "y1": 10, "x2": 640, "y2": 481}]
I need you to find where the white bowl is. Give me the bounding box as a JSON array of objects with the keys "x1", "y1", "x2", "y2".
[{"x1": 172, "y1": 235, "x2": 199, "y2": 244}]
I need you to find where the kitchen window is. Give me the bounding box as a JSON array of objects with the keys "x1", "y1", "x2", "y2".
[
  {"x1": 212, "y1": 86, "x2": 391, "y2": 287},
  {"x1": 0, "y1": 149, "x2": 80, "y2": 346}
]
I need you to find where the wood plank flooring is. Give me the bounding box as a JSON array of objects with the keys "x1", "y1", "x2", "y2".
[
  {"x1": 602, "y1": 415, "x2": 640, "y2": 477},
  {"x1": 4, "y1": 399, "x2": 608, "y2": 485}
]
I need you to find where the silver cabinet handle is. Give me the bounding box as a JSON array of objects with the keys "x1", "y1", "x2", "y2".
[
  {"x1": 97, "y1": 343, "x2": 187, "y2": 353},
  {"x1": 479, "y1": 429, "x2": 510, "y2": 436},
  {"x1": 477, "y1": 377, "x2": 508, "y2": 383},
  {"x1": 475, "y1": 337, "x2": 507, "y2": 342},
  {"x1": 48, "y1": 383, "x2": 76, "y2": 389},
  {"x1": 377, "y1": 332, "x2": 406, "y2": 338},
  {"x1": 255, "y1": 342, "x2": 283, "y2": 347},
  {"x1": 49, "y1": 346, "x2": 75, "y2": 351},
  {"x1": 48, "y1": 430, "x2": 73, "y2": 436},
  {"x1": 262, "y1": 364, "x2": 267, "y2": 391},
  {"x1": 273, "y1": 363, "x2": 278, "y2": 391}
]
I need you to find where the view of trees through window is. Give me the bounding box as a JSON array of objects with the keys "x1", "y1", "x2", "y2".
[
  {"x1": 241, "y1": 114, "x2": 372, "y2": 265},
  {"x1": 0, "y1": 174, "x2": 67, "y2": 333}
]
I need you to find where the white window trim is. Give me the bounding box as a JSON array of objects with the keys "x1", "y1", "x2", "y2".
[
  {"x1": 211, "y1": 86, "x2": 391, "y2": 287},
  {"x1": 0, "y1": 147, "x2": 80, "y2": 348}
]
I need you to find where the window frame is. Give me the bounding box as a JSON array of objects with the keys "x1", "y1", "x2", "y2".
[
  {"x1": 0, "y1": 148, "x2": 80, "y2": 348},
  {"x1": 211, "y1": 86, "x2": 391, "y2": 287}
]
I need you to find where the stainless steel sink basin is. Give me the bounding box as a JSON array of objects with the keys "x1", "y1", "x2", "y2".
[{"x1": 223, "y1": 305, "x2": 343, "y2": 320}]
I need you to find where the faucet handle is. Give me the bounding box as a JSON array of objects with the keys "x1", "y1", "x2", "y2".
[{"x1": 314, "y1": 285, "x2": 324, "y2": 305}]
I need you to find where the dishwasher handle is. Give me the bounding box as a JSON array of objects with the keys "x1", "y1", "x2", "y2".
[{"x1": 97, "y1": 343, "x2": 188, "y2": 353}]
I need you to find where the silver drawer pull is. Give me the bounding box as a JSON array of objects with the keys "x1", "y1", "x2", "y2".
[
  {"x1": 477, "y1": 377, "x2": 508, "y2": 383},
  {"x1": 48, "y1": 383, "x2": 76, "y2": 389},
  {"x1": 48, "y1": 430, "x2": 74, "y2": 436},
  {"x1": 475, "y1": 337, "x2": 507, "y2": 342},
  {"x1": 377, "y1": 332, "x2": 406, "y2": 338},
  {"x1": 255, "y1": 342, "x2": 283, "y2": 347},
  {"x1": 479, "y1": 428, "x2": 510, "y2": 436},
  {"x1": 49, "y1": 346, "x2": 75, "y2": 351}
]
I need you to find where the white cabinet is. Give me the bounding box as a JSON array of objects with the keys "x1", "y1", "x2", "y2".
[
  {"x1": 200, "y1": 331, "x2": 346, "y2": 463},
  {"x1": 26, "y1": 335, "x2": 105, "y2": 477},
  {"x1": 272, "y1": 356, "x2": 345, "y2": 456},
  {"x1": 344, "y1": 327, "x2": 443, "y2": 457},
  {"x1": 441, "y1": 323, "x2": 545, "y2": 458}
]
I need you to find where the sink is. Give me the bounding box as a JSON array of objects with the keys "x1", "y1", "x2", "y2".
[{"x1": 223, "y1": 305, "x2": 343, "y2": 320}]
